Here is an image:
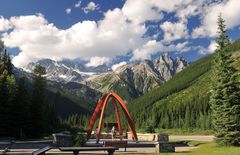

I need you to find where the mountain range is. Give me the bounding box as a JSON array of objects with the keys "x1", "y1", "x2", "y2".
[
  {"x1": 24, "y1": 59, "x2": 109, "y2": 83},
  {"x1": 22, "y1": 53, "x2": 188, "y2": 102},
  {"x1": 84, "y1": 53, "x2": 188, "y2": 101}
]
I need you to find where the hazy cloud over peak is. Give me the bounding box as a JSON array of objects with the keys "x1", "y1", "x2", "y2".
[{"x1": 85, "y1": 56, "x2": 110, "y2": 67}]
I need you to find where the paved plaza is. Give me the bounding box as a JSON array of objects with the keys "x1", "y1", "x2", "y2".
[{"x1": 0, "y1": 136, "x2": 214, "y2": 154}]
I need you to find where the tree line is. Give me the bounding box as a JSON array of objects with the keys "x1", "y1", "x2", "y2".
[
  {"x1": 0, "y1": 40, "x2": 59, "y2": 138},
  {"x1": 133, "y1": 94, "x2": 212, "y2": 131}
]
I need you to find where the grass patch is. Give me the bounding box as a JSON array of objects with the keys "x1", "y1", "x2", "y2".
[
  {"x1": 186, "y1": 142, "x2": 240, "y2": 155},
  {"x1": 116, "y1": 142, "x2": 240, "y2": 155},
  {"x1": 186, "y1": 141, "x2": 202, "y2": 147}
]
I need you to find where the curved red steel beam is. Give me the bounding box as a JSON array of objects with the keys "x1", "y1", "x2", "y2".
[
  {"x1": 114, "y1": 102, "x2": 123, "y2": 138},
  {"x1": 110, "y1": 93, "x2": 138, "y2": 141},
  {"x1": 87, "y1": 94, "x2": 106, "y2": 139},
  {"x1": 88, "y1": 92, "x2": 138, "y2": 143},
  {"x1": 96, "y1": 93, "x2": 112, "y2": 143}
]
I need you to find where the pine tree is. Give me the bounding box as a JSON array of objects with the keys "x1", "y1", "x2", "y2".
[
  {"x1": 0, "y1": 40, "x2": 16, "y2": 137},
  {"x1": 0, "y1": 40, "x2": 12, "y2": 75},
  {"x1": 30, "y1": 64, "x2": 47, "y2": 137},
  {"x1": 216, "y1": 15, "x2": 230, "y2": 50},
  {"x1": 0, "y1": 72, "x2": 10, "y2": 136},
  {"x1": 6, "y1": 53, "x2": 13, "y2": 75},
  {"x1": 210, "y1": 14, "x2": 240, "y2": 146},
  {"x1": 184, "y1": 105, "x2": 191, "y2": 129},
  {"x1": 52, "y1": 91, "x2": 60, "y2": 118},
  {"x1": 14, "y1": 77, "x2": 31, "y2": 138},
  {"x1": 48, "y1": 91, "x2": 61, "y2": 133}
]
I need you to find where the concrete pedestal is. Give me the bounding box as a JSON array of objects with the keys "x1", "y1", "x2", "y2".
[
  {"x1": 52, "y1": 133, "x2": 72, "y2": 147},
  {"x1": 155, "y1": 142, "x2": 175, "y2": 153}
]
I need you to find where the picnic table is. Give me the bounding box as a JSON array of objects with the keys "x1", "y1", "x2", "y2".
[{"x1": 59, "y1": 146, "x2": 118, "y2": 155}]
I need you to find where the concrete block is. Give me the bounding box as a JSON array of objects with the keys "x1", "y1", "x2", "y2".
[{"x1": 155, "y1": 142, "x2": 175, "y2": 153}]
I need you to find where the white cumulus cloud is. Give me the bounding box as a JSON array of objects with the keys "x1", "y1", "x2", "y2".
[
  {"x1": 2, "y1": 0, "x2": 240, "y2": 69},
  {"x1": 122, "y1": 0, "x2": 194, "y2": 24},
  {"x1": 175, "y1": 0, "x2": 206, "y2": 22},
  {"x1": 160, "y1": 21, "x2": 188, "y2": 42},
  {"x1": 1, "y1": 9, "x2": 146, "y2": 67},
  {"x1": 208, "y1": 40, "x2": 218, "y2": 54},
  {"x1": 0, "y1": 16, "x2": 11, "y2": 31},
  {"x1": 75, "y1": 0, "x2": 82, "y2": 8},
  {"x1": 193, "y1": 40, "x2": 217, "y2": 55},
  {"x1": 192, "y1": 0, "x2": 240, "y2": 38},
  {"x1": 131, "y1": 40, "x2": 190, "y2": 61},
  {"x1": 83, "y1": 2, "x2": 99, "y2": 14},
  {"x1": 65, "y1": 8, "x2": 71, "y2": 14}
]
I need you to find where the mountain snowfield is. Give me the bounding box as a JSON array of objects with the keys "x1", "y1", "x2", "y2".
[
  {"x1": 23, "y1": 59, "x2": 105, "y2": 82},
  {"x1": 22, "y1": 53, "x2": 188, "y2": 101}
]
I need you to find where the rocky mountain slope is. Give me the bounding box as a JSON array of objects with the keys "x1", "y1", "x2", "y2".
[
  {"x1": 21, "y1": 53, "x2": 187, "y2": 102},
  {"x1": 24, "y1": 59, "x2": 108, "y2": 83},
  {"x1": 84, "y1": 53, "x2": 188, "y2": 101}
]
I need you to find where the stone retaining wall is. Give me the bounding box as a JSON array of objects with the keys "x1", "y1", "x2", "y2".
[{"x1": 127, "y1": 133, "x2": 169, "y2": 142}]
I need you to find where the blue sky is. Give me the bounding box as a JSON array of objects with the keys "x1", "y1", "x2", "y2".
[{"x1": 0, "y1": 0, "x2": 240, "y2": 68}]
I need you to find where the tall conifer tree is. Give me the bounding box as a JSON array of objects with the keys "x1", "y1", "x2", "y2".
[
  {"x1": 0, "y1": 40, "x2": 16, "y2": 136},
  {"x1": 30, "y1": 64, "x2": 47, "y2": 137},
  {"x1": 210, "y1": 14, "x2": 240, "y2": 146},
  {"x1": 14, "y1": 77, "x2": 31, "y2": 138}
]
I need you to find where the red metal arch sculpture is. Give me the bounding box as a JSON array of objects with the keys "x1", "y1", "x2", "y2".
[{"x1": 87, "y1": 92, "x2": 138, "y2": 143}]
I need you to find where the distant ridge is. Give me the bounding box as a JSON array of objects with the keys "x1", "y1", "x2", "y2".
[{"x1": 84, "y1": 53, "x2": 188, "y2": 101}]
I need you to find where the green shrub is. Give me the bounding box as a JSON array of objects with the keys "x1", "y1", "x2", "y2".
[
  {"x1": 145, "y1": 122, "x2": 155, "y2": 133},
  {"x1": 73, "y1": 133, "x2": 86, "y2": 146}
]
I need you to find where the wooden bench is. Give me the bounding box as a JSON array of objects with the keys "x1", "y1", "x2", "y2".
[
  {"x1": 59, "y1": 146, "x2": 118, "y2": 155},
  {"x1": 32, "y1": 146, "x2": 52, "y2": 155},
  {"x1": 103, "y1": 140, "x2": 127, "y2": 152}
]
